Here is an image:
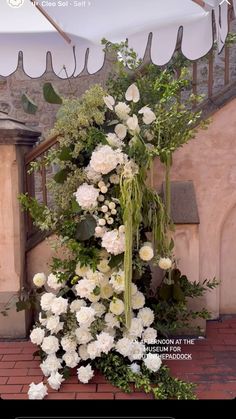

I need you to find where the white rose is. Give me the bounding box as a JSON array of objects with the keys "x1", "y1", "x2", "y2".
[
  {"x1": 76, "y1": 306, "x2": 96, "y2": 326},
  {"x1": 41, "y1": 336, "x2": 59, "y2": 355},
  {"x1": 137, "y1": 307, "x2": 154, "y2": 327},
  {"x1": 74, "y1": 183, "x2": 99, "y2": 210},
  {"x1": 47, "y1": 273, "x2": 63, "y2": 291},
  {"x1": 75, "y1": 327, "x2": 93, "y2": 344},
  {"x1": 110, "y1": 298, "x2": 124, "y2": 315},
  {"x1": 75, "y1": 262, "x2": 89, "y2": 277},
  {"x1": 33, "y1": 273, "x2": 46, "y2": 288},
  {"x1": 131, "y1": 291, "x2": 145, "y2": 310},
  {"x1": 129, "y1": 363, "x2": 141, "y2": 374},
  {"x1": 144, "y1": 354, "x2": 162, "y2": 372},
  {"x1": 139, "y1": 242, "x2": 154, "y2": 261},
  {"x1": 48, "y1": 372, "x2": 64, "y2": 390},
  {"x1": 116, "y1": 337, "x2": 133, "y2": 357},
  {"x1": 115, "y1": 102, "x2": 131, "y2": 120},
  {"x1": 96, "y1": 332, "x2": 114, "y2": 354},
  {"x1": 128, "y1": 318, "x2": 143, "y2": 338},
  {"x1": 106, "y1": 133, "x2": 124, "y2": 149},
  {"x1": 105, "y1": 313, "x2": 120, "y2": 329},
  {"x1": 142, "y1": 327, "x2": 157, "y2": 344},
  {"x1": 102, "y1": 229, "x2": 125, "y2": 255},
  {"x1": 62, "y1": 351, "x2": 80, "y2": 368},
  {"x1": 138, "y1": 106, "x2": 156, "y2": 124},
  {"x1": 126, "y1": 115, "x2": 140, "y2": 133},
  {"x1": 70, "y1": 299, "x2": 86, "y2": 313},
  {"x1": 61, "y1": 336, "x2": 77, "y2": 352},
  {"x1": 129, "y1": 341, "x2": 145, "y2": 361},
  {"x1": 40, "y1": 354, "x2": 62, "y2": 376},
  {"x1": 40, "y1": 293, "x2": 56, "y2": 311},
  {"x1": 87, "y1": 341, "x2": 101, "y2": 359},
  {"x1": 103, "y1": 95, "x2": 115, "y2": 110},
  {"x1": 100, "y1": 283, "x2": 114, "y2": 299},
  {"x1": 51, "y1": 297, "x2": 68, "y2": 316},
  {"x1": 90, "y1": 145, "x2": 124, "y2": 175},
  {"x1": 115, "y1": 124, "x2": 127, "y2": 140},
  {"x1": 77, "y1": 365, "x2": 94, "y2": 384},
  {"x1": 125, "y1": 84, "x2": 140, "y2": 103},
  {"x1": 110, "y1": 270, "x2": 125, "y2": 293},
  {"x1": 91, "y1": 302, "x2": 106, "y2": 316},
  {"x1": 79, "y1": 344, "x2": 90, "y2": 361},
  {"x1": 30, "y1": 328, "x2": 45, "y2": 345},
  {"x1": 75, "y1": 279, "x2": 96, "y2": 299},
  {"x1": 28, "y1": 382, "x2": 48, "y2": 400},
  {"x1": 46, "y1": 316, "x2": 63, "y2": 334},
  {"x1": 158, "y1": 257, "x2": 172, "y2": 270}
]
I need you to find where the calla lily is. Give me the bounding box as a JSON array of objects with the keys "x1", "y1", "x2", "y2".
[
  {"x1": 138, "y1": 106, "x2": 156, "y2": 124},
  {"x1": 115, "y1": 124, "x2": 127, "y2": 140},
  {"x1": 103, "y1": 95, "x2": 115, "y2": 110},
  {"x1": 125, "y1": 84, "x2": 140, "y2": 103},
  {"x1": 126, "y1": 114, "x2": 140, "y2": 132}
]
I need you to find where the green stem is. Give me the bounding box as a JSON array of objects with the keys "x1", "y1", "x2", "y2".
[{"x1": 165, "y1": 154, "x2": 171, "y2": 221}]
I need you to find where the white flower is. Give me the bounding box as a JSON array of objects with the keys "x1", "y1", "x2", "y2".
[
  {"x1": 85, "y1": 164, "x2": 102, "y2": 183},
  {"x1": 75, "y1": 279, "x2": 96, "y2": 299},
  {"x1": 87, "y1": 293, "x2": 100, "y2": 303},
  {"x1": 48, "y1": 372, "x2": 64, "y2": 390},
  {"x1": 70, "y1": 299, "x2": 86, "y2": 313},
  {"x1": 87, "y1": 341, "x2": 101, "y2": 359},
  {"x1": 106, "y1": 133, "x2": 124, "y2": 149},
  {"x1": 105, "y1": 313, "x2": 120, "y2": 329},
  {"x1": 40, "y1": 293, "x2": 56, "y2": 311},
  {"x1": 28, "y1": 382, "x2": 48, "y2": 400},
  {"x1": 46, "y1": 316, "x2": 63, "y2": 334},
  {"x1": 75, "y1": 327, "x2": 93, "y2": 344},
  {"x1": 98, "y1": 218, "x2": 106, "y2": 227},
  {"x1": 95, "y1": 226, "x2": 106, "y2": 238},
  {"x1": 142, "y1": 327, "x2": 157, "y2": 343},
  {"x1": 145, "y1": 131, "x2": 154, "y2": 142},
  {"x1": 115, "y1": 102, "x2": 131, "y2": 120},
  {"x1": 76, "y1": 307, "x2": 96, "y2": 326},
  {"x1": 97, "y1": 259, "x2": 110, "y2": 273},
  {"x1": 91, "y1": 302, "x2": 106, "y2": 316},
  {"x1": 125, "y1": 84, "x2": 140, "y2": 103},
  {"x1": 39, "y1": 313, "x2": 47, "y2": 326},
  {"x1": 132, "y1": 291, "x2": 145, "y2": 310},
  {"x1": 110, "y1": 298, "x2": 124, "y2": 315},
  {"x1": 62, "y1": 351, "x2": 80, "y2": 368},
  {"x1": 138, "y1": 106, "x2": 156, "y2": 124},
  {"x1": 30, "y1": 328, "x2": 45, "y2": 345},
  {"x1": 102, "y1": 229, "x2": 125, "y2": 255},
  {"x1": 100, "y1": 283, "x2": 114, "y2": 299},
  {"x1": 86, "y1": 270, "x2": 104, "y2": 284},
  {"x1": 79, "y1": 344, "x2": 89, "y2": 361},
  {"x1": 47, "y1": 273, "x2": 63, "y2": 291},
  {"x1": 74, "y1": 183, "x2": 99, "y2": 210},
  {"x1": 144, "y1": 354, "x2": 162, "y2": 372},
  {"x1": 90, "y1": 145, "x2": 124, "y2": 175},
  {"x1": 131, "y1": 283, "x2": 138, "y2": 295},
  {"x1": 110, "y1": 270, "x2": 125, "y2": 293},
  {"x1": 103, "y1": 95, "x2": 115, "y2": 110},
  {"x1": 61, "y1": 336, "x2": 77, "y2": 352},
  {"x1": 139, "y1": 242, "x2": 154, "y2": 261},
  {"x1": 137, "y1": 307, "x2": 154, "y2": 327},
  {"x1": 33, "y1": 273, "x2": 46, "y2": 288},
  {"x1": 128, "y1": 318, "x2": 143, "y2": 338},
  {"x1": 129, "y1": 341, "x2": 145, "y2": 361},
  {"x1": 126, "y1": 114, "x2": 139, "y2": 132},
  {"x1": 129, "y1": 363, "x2": 141, "y2": 374},
  {"x1": 42, "y1": 336, "x2": 59, "y2": 355},
  {"x1": 96, "y1": 332, "x2": 114, "y2": 354},
  {"x1": 115, "y1": 124, "x2": 127, "y2": 140},
  {"x1": 122, "y1": 160, "x2": 139, "y2": 179},
  {"x1": 100, "y1": 185, "x2": 108, "y2": 194},
  {"x1": 75, "y1": 262, "x2": 89, "y2": 277},
  {"x1": 40, "y1": 354, "x2": 62, "y2": 376},
  {"x1": 116, "y1": 337, "x2": 133, "y2": 357},
  {"x1": 51, "y1": 297, "x2": 68, "y2": 316},
  {"x1": 110, "y1": 174, "x2": 120, "y2": 184},
  {"x1": 101, "y1": 205, "x2": 108, "y2": 213},
  {"x1": 77, "y1": 365, "x2": 94, "y2": 384},
  {"x1": 158, "y1": 257, "x2": 172, "y2": 270},
  {"x1": 104, "y1": 327, "x2": 116, "y2": 337}
]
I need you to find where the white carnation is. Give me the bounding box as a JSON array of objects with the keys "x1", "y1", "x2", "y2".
[
  {"x1": 47, "y1": 273, "x2": 63, "y2": 291},
  {"x1": 115, "y1": 102, "x2": 131, "y2": 121},
  {"x1": 131, "y1": 291, "x2": 145, "y2": 310},
  {"x1": 137, "y1": 307, "x2": 155, "y2": 327},
  {"x1": 33, "y1": 273, "x2": 46, "y2": 288},
  {"x1": 75, "y1": 327, "x2": 93, "y2": 344},
  {"x1": 51, "y1": 297, "x2": 68, "y2": 316},
  {"x1": 142, "y1": 327, "x2": 157, "y2": 343},
  {"x1": 144, "y1": 354, "x2": 162, "y2": 372},
  {"x1": 61, "y1": 336, "x2": 77, "y2": 352},
  {"x1": 90, "y1": 145, "x2": 124, "y2": 175},
  {"x1": 46, "y1": 316, "x2": 63, "y2": 334},
  {"x1": 76, "y1": 306, "x2": 96, "y2": 326},
  {"x1": 109, "y1": 298, "x2": 124, "y2": 315},
  {"x1": 75, "y1": 279, "x2": 96, "y2": 298},
  {"x1": 158, "y1": 257, "x2": 172, "y2": 270},
  {"x1": 129, "y1": 341, "x2": 145, "y2": 361},
  {"x1": 87, "y1": 341, "x2": 101, "y2": 359},
  {"x1": 62, "y1": 351, "x2": 80, "y2": 368},
  {"x1": 30, "y1": 328, "x2": 45, "y2": 345},
  {"x1": 40, "y1": 293, "x2": 56, "y2": 311},
  {"x1": 79, "y1": 344, "x2": 90, "y2": 361},
  {"x1": 40, "y1": 354, "x2": 62, "y2": 377},
  {"x1": 139, "y1": 242, "x2": 154, "y2": 261},
  {"x1": 102, "y1": 229, "x2": 125, "y2": 255},
  {"x1": 77, "y1": 365, "x2": 94, "y2": 384},
  {"x1": 74, "y1": 183, "x2": 99, "y2": 210},
  {"x1": 91, "y1": 302, "x2": 106, "y2": 316},
  {"x1": 128, "y1": 318, "x2": 143, "y2": 338},
  {"x1": 48, "y1": 372, "x2": 65, "y2": 390},
  {"x1": 105, "y1": 313, "x2": 120, "y2": 329},
  {"x1": 70, "y1": 299, "x2": 86, "y2": 313},
  {"x1": 96, "y1": 332, "x2": 114, "y2": 354},
  {"x1": 110, "y1": 270, "x2": 125, "y2": 293},
  {"x1": 41, "y1": 336, "x2": 59, "y2": 355},
  {"x1": 28, "y1": 382, "x2": 48, "y2": 400},
  {"x1": 116, "y1": 337, "x2": 133, "y2": 357}
]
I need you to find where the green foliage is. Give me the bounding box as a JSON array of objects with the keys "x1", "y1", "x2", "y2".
[
  {"x1": 21, "y1": 93, "x2": 38, "y2": 115},
  {"x1": 75, "y1": 215, "x2": 97, "y2": 241},
  {"x1": 43, "y1": 82, "x2": 63, "y2": 104}
]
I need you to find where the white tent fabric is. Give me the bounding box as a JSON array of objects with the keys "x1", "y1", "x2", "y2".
[{"x1": 0, "y1": 0, "x2": 235, "y2": 78}]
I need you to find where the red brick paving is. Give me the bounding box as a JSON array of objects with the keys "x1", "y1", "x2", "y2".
[{"x1": 0, "y1": 318, "x2": 235, "y2": 400}]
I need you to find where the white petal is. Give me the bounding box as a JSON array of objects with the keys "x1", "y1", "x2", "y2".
[
  {"x1": 103, "y1": 95, "x2": 115, "y2": 110},
  {"x1": 115, "y1": 124, "x2": 127, "y2": 140},
  {"x1": 125, "y1": 84, "x2": 140, "y2": 103}
]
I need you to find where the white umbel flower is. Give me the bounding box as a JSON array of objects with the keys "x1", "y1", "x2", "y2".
[
  {"x1": 40, "y1": 293, "x2": 56, "y2": 311},
  {"x1": 30, "y1": 328, "x2": 45, "y2": 345},
  {"x1": 137, "y1": 307, "x2": 155, "y2": 327},
  {"x1": 77, "y1": 364, "x2": 94, "y2": 383},
  {"x1": 74, "y1": 183, "x2": 99, "y2": 210},
  {"x1": 158, "y1": 257, "x2": 172, "y2": 270},
  {"x1": 51, "y1": 297, "x2": 68, "y2": 316},
  {"x1": 102, "y1": 229, "x2": 125, "y2": 255},
  {"x1": 139, "y1": 242, "x2": 154, "y2": 261},
  {"x1": 33, "y1": 273, "x2": 46, "y2": 288},
  {"x1": 125, "y1": 84, "x2": 140, "y2": 103},
  {"x1": 144, "y1": 354, "x2": 162, "y2": 372},
  {"x1": 41, "y1": 336, "x2": 59, "y2": 355},
  {"x1": 90, "y1": 145, "x2": 124, "y2": 175},
  {"x1": 48, "y1": 372, "x2": 65, "y2": 390},
  {"x1": 28, "y1": 382, "x2": 48, "y2": 400}
]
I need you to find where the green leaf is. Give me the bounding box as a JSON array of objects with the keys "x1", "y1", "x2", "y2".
[
  {"x1": 93, "y1": 286, "x2": 101, "y2": 296},
  {"x1": 53, "y1": 168, "x2": 70, "y2": 184},
  {"x1": 21, "y1": 94, "x2": 38, "y2": 115},
  {"x1": 62, "y1": 367, "x2": 71, "y2": 379},
  {"x1": 173, "y1": 284, "x2": 185, "y2": 302},
  {"x1": 71, "y1": 198, "x2": 80, "y2": 213},
  {"x1": 16, "y1": 299, "x2": 31, "y2": 312},
  {"x1": 43, "y1": 82, "x2": 63, "y2": 104},
  {"x1": 169, "y1": 238, "x2": 175, "y2": 251},
  {"x1": 159, "y1": 284, "x2": 172, "y2": 301},
  {"x1": 58, "y1": 146, "x2": 72, "y2": 161},
  {"x1": 109, "y1": 254, "x2": 124, "y2": 269},
  {"x1": 76, "y1": 215, "x2": 97, "y2": 241}
]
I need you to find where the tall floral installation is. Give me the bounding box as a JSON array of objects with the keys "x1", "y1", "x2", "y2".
[{"x1": 19, "y1": 43, "x2": 217, "y2": 400}]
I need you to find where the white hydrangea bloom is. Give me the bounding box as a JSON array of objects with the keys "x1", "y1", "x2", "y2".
[
  {"x1": 51, "y1": 297, "x2": 68, "y2": 316},
  {"x1": 40, "y1": 293, "x2": 56, "y2": 311},
  {"x1": 41, "y1": 336, "x2": 59, "y2": 355},
  {"x1": 137, "y1": 307, "x2": 155, "y2": 327},
  {"x1": 74, "y1": 183, "x2": 99, "y2": 210},
  {"x1": 90, "y1": 145, "x2": 124, "y2": 175},
  {"x1": 48, "y1": 372, "x2": 65, "y2": 390},
  {"x1": 30, "y1": 328, "x2": 45, "y2": 345},
  {"x1": 62, "y1": 351, "x2": 80, "y2": 368},
  {"x1": 102, "y1": 229, "x2": 125, "y2": 255},
  {"x1": 77, "y1": 365, "x2": 94, "y2": 384},
  {"x1": 85, "y1": 164, "x2": 102, "y2": 183},
  {"x1": 75, "y1": 327, "x2": 93, "y2": 344},
  {"x1": 144, "y1": 354, "x2": 162, "y2": 372},
  {"x1": 28, "y1": 382, "x2": 48, "y2": 400}
]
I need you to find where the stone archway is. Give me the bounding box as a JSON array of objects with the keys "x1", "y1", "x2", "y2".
[{"x1": 220, "y1": 204, "x2": 236, "y2": 314}]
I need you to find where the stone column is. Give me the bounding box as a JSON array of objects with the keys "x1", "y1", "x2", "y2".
[{"x1": 0, "y1": 112, "x2": 40, "y2": 338}]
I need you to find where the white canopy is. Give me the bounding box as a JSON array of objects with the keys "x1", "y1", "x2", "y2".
[{"x1": 0, "y1": 0, "x2": 235, "y2": 78}]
